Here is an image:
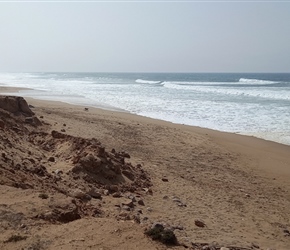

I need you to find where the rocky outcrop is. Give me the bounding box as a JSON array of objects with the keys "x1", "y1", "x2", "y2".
[
  {"x1": 0, "y1": 96, "x2": 34, "y2": 116},
  {"x1": 0, "y1": 96, "x2": 41, "y2": 127}
]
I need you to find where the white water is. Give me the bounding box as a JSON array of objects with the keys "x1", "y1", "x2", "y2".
[{"x1": 1, "y1": 72, "x2": 290, "y2": 145}]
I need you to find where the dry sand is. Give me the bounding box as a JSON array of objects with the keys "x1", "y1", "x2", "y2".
[{"x1": 0, "y1": 87, "x2": 290, "y2": 250}]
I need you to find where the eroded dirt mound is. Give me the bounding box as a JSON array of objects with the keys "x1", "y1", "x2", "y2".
[
  {"x1": 0, "y1": 96, "x2": 34, "y2": 116},
  {"x1": 0, "y1": 96, "x2": 151, "y2": 226}
]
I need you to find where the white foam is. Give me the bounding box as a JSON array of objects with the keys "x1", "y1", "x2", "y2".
[
  {"x1": 239, "y1": 78, "x2": 277, "y2": 84},
  {"x1": 1, "y1": 72, "x2": 290, "y2": 145},
  {"x1": 135, "y1": 79, "x2": 162, "y2": 84}
]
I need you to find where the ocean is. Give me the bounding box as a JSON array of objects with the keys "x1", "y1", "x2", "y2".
[{"x1": 1, "y1": 72, "x2": 290, "y2": 145}]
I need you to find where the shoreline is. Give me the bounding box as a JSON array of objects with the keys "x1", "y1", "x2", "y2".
[
  {"x1": 1, "y1": 85, "x2": 289, "y2": 147},
  {"x1": 1, "y1": 86, "x2": 289, "y2": 179}
]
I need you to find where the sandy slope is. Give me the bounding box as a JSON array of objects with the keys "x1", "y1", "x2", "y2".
[{"x1": 0, "y1": 89, "x2": 290, "y2": 250}]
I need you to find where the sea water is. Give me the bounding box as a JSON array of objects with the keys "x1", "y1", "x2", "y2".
[{"x1": 0, "y1": 72, "x2": 290, "y2": 145}]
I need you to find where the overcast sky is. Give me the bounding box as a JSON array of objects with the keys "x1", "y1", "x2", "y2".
[{"x1": 0, "y1": 1, "x2": 289, "y2": 73}]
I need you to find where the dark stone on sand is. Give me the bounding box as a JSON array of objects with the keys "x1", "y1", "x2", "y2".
[
  {"x1": 138, "y1": 199, "x2": 145, "y2": 206},
  {"x1": 194, "y1": 219, "x2": 205, "y2": 228},
  {"x1": 48, "y1": 156, "x2": 55, "y2": 162}
]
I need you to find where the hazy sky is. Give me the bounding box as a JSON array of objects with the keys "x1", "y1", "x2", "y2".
[{"x1": 0, "y1": 1, "x2": 289, "y2": 73}]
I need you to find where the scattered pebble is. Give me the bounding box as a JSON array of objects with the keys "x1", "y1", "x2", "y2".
[
  {"x1": 194, "y1": 219, "x2": 206, "y2": 228},
  {"x1": 138, "y1": 199, "x2": 145, "y2": 206},
  {"x1": 48, "y1": 156, "x2": 55, "y2": 162}
]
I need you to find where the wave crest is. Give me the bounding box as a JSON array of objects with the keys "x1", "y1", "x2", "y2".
[
  {"x1": 135, "y1": 79, "x2": 162, "y2": 84},
  {"x1": 239, "y1": 78, "x2": 276, "y2": 84}
]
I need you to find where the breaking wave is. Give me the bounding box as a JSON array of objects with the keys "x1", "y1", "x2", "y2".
[
  {"x1": 239, "y1": 78, "x2": 277, "y2": 84},
  {"x1": 135, "y1": 79, "x2": 163, "y2": 84}
]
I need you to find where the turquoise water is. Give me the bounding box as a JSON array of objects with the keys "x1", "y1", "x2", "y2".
[{"x1": 1, "y1": 72, "x2": 290, "y2": 145}]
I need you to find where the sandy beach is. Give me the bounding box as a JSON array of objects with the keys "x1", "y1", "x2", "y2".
[{"x1": 0, "y1": 86, "x2": 290, "y2": 250}]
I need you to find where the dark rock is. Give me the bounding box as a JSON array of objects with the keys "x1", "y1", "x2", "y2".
[
  {"x1": 25, "y1": 117, "x2": 34, "y2": 123},
  {"x1": 120, "y1": 198, "x2": 134, "y2": 208},
  {"x1": 138, "y1": 199, "x2": 145, "y2": 206},
  {"x1": 151, "y1": 222, "x2": 164, "y2": 230},
  {"x1": 87, "y1": 188, "x2": 102, "y2": 199},
  {"x1": 31, "y1": 165, "x2": 48, "y2": 176},
  {"x1": 162, "y1": 177, "x2": 169, "y2": 182},
  {"x1": 54, "y1": 169, "x2": 63, "y2": 175},
  {"x1": 0, "y1": 96, "x2": 34, "y2": 116},
  {"x1": 121, "y1": 205, "x2": 131, "y2": 211},
  {"x1": 121, "y1": 152, "x2": 130, "y2": 158},
  {"x1": 128, "y1": 194, "x2": 136, "y2": 202},
  {"x1": 61, "y1": 129, "x2": 66, "y2": 132},
  {"x1": 143, "y1": 188, "x2": 153, "y2": 195},
  {"x1": 108, "y1": 185, "x2": 119, "y2": 193},
  {"x1": 122, "y1": 170, "x2": 135, "y2": 181},
  {"x1": 112, "y1": 192, "x2": 122, "y2": 198},
  {"x1": 51, "y1": 130, "x2": 66, "y2": 139},
  {"x1": 146, "y1": 223, "x2": 178, "y2": 245},
  {"x1": 194, "y1": 219, "x2": 206, "y2": 228},
  {"x1": 28, "y1": 158, "x2": 35, "y2": 164},
  {"x1": 48, "y1": 156, "x2": 55, "y2": 162}
]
